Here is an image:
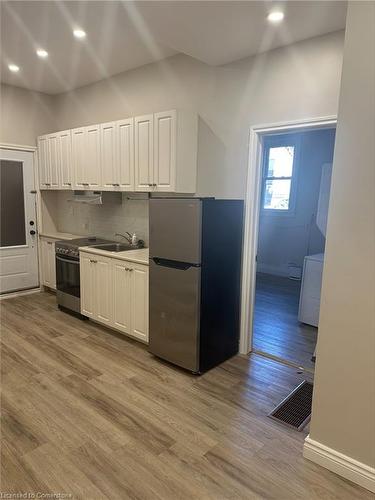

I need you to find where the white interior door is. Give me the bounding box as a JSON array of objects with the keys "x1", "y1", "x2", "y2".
[{"x1": 0, "y1": 149, "x2": 39, "y2": 294}]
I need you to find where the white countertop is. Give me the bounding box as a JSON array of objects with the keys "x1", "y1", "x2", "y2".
[
  {"x1": 79, "y1": 246, "x2": 149, "y2": 266},
  {"x1": 39, "y1": 231, "x2": 83, "y2": 240}
]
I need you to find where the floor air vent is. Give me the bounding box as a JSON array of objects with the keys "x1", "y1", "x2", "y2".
[{"x1": 268, "y1": 380, "x2": 313, "y2": 431}]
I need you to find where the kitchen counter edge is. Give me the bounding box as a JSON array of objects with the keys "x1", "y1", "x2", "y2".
[{"x1": 79, "y1": 246, "x2": 149, "y2": 266}]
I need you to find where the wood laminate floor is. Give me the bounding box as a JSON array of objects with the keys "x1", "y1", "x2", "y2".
[
  {"x1": 253, "y1": 273, "x2": 318, "y2": 370},
  {"x1": 1, "y1": 292, "x2": 370, "y2": 499}
]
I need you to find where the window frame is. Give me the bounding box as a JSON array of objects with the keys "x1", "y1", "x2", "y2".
[{"x1": 260, "y1": 135, "x2": 300, "y2": 216}]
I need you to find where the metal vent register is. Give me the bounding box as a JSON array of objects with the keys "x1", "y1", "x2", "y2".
[{"x1": 268, "y1": 380, "x2": 313, "y2": 430}]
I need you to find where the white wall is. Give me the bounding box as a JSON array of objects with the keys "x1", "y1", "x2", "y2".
[
  {"x1": 51, "y1": 31, "x2": 344, "y2": 202},
  {"x1": 307, "y1": 0, "x2": 375, "y2": 480},
  {"x1": 0, "y1": 84, "x2": 56, "y2": 146},
  {"x1": 55, "y1": 193, "x2": 149, "y2": 245},
  {"x1": 41, "y1": 31, "x2": 344, "y2": 238},
  {"x1": 257, "y1": 128, "x2": 335, "y2": 276}
]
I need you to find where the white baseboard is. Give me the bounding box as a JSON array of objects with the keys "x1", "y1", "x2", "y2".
[
  {"x1": 0, "y1": 287, "x2": 41, "y2": 301},
  {"x1": 304, "y1": 435, "x2": 375, "y2": 493}
]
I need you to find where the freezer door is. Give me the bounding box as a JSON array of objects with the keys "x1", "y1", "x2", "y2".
[
  {"x1": 149, "y1": 258, "x2": 201, "y2": 372},
  {"x1": 149, "y1": 198, "x2": 201, "y2": 264}
]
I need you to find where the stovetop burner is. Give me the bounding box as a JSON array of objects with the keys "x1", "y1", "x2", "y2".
[{"x1": 55, "y1": 236, "x2": 113, "y2": 259}]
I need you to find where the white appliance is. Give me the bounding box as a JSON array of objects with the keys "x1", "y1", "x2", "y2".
[
  {"x1": 298, "y1": 163, "x2": 332, "y2": 327},
  {"x1": 298, "y1": 253, "x2": 324, "y2": 327}
]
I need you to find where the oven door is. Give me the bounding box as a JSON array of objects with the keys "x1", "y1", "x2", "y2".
[{"x1": 56, "y1": 254, "x2": 80, "y2": 298}]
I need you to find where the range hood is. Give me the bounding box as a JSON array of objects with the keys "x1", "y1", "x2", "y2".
[{"x1": 68, "y1": 191, "x2": 103, "y2": 204}]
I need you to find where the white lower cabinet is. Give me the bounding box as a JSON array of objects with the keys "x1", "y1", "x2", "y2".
[
  {"x1": 80, "y1": 253, "x2": 112, "y2": 323},
  {"x1": 40, "y1": 237, "x2": 56, "y2": 289},
  {"x1": 80, "y1": 251, "x2": 149, "y2": 343}
]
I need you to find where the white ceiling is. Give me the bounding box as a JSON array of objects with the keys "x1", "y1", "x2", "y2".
[{"x1": 0, "y1": 1, "x2": 347, "y2": 95}]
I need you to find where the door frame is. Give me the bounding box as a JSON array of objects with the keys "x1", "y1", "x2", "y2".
[
  {"x1": 0, "y1": 143, "x2": 41, "y2": 296},
  {"x1": 239, "y1": 116, "x2": 337, "y2": 354}
]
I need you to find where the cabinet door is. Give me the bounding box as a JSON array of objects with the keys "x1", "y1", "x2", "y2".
[
  {"x1": 118, "y1": 118, "x2": 134, "y2": 190},
  {"x1": 72, "y1": 127, "x2": 86, "y2": 189},
  {"x1": 59, "y1": 130, "x2": 72, "y2": 189},
  {"x1": 134, "y1": 114, "x2": 153, "y2": 191},
  {"x1": 101, "y1": 121, "x2": 118, "y2": 190},
  {"x1": 154, "y1": 110, "x2": 176, "y2": 192},
  {"x1": 86, "y1": 124, "x2": 101, "y2": 188},
  {"x1": 47, "y1": 133, "x2": 59, "y2": 189},
  {"x1": 80, "y1": 253, "x2": 95, "y2": 317},
  {"x1": 38, "y1": 136, "x2": 50, "y2": 188},
  {"x1": 130, "y1": 264, "x2": 149, "y2": 342},
  {"x1": 95, "y1": 256, "x2": 112, "y2": 325},
  {"x1": 41, "y1": 239, "x2": 55, "y2": 288},
  {"x1": 41, "y1": 239, "x2": 51, "y2": 286},
  {"x1": 112, "y1": 260, "x2": 132, "y2": 334}
]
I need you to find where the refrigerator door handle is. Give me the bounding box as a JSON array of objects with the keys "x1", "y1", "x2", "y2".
[{"x1": 151, "y1": 257, "x2": 200, "y2": 270}]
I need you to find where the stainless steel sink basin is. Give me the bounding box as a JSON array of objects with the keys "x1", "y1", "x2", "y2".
[{"x1": 93, "y1": 243, "x2": 135, "y2": 252}]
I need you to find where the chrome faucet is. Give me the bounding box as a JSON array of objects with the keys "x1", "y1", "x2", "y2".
[{"x1": 115, "y1": 232, "x2": 133, "y2": 244}]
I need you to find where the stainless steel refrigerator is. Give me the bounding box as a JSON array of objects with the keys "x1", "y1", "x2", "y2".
[{"x1": 149, "y1": 198, "x2": 243, "y2": 373}]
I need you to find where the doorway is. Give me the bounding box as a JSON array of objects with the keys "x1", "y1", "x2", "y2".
[
  {"x1": 251, "y1": 127, "x2": 336, "y2": 370},
  {"x1": 0, "y1": 148, "x2": 39, "y2": 294}
]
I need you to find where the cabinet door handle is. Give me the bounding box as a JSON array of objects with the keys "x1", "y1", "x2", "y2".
[
  {"x1": 128, "y1": 268, "x2": 133, "y2": 272},
  {"x1": 82, "y1": 183, "x2": 89, "y2": 186},
  {"x1": 112, "y1": 183, "x2": 120, "y2": 186},
  {"x1": 90, "y1": 259, "x2": 97, "y2": 263},
  {"x1": 148, "y1": 183, "x2": 153, "y2": 187},
  {"x1": 152, "y1": 183, "x2": 157, "y2": 187},
  {"x1": 47, "y1": 241, "x2": 52, "y2": 245}
]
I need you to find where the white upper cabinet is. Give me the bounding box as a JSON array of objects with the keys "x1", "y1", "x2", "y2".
[
  {"x1": 154, "y1": 110, "x2": 176, "y2": 192},
  {"x1": 118, "y1": 118, "x2": 134, "y2": 190},
  {"x1": 134, "y1": 114, "x2": 154, "y2": 191},
  {"x1": 38, "y1": 133, "x2": 59, "y2": 189},
  {"x1": 85, "y1": 124, "x2": 101, "y2": 188},
  {"x1": 101, "y1": 118, "x2": 134, "y2": 191},
  {"x1": 71, "y1": 127, "x2": 86, "y2": 189},
  {"x1": 38, "y1": 109, "x2": 198, "y2": 193},
  {"x1": 151, "y1": 109, "x2": 198, "y2": 193},
  {"x1": 38, "y1": 135, "x2": 49, "y2": 189},
  {"x1": 101, "y1": 121, "x2": 118, "y2": 190},
  {"x1": 72, "y1": 125, "x2": 101, "y2": 189},
  {"x1": 47, "y1": 133, "x2": 60, "y2": 188},
  {"x1": 58, "y1": 130, "x2": 72, "y2": 189}
]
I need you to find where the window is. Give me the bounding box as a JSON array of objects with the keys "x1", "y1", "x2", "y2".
[{"x1": 261, "y1": 137, "x2": 298, "y2": 213}]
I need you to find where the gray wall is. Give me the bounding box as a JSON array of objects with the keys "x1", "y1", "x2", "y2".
[
  {"x1": 51, "y1": 31, "x2": 344, "y2": 200},
  {"x1": 257, "y1": 128, "x2": 336, "y2": 276},
  {"x1": 22, "y1": 30, "x2": 344, "y2": 239},
  {"x1": 309, "y1": 1, "x2": 375, "y2": 469},
  {"x1": 0, "y1": 84, "x2": 56, "y2": 146}
]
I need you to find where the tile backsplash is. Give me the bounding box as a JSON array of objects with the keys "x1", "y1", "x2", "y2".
[{"x1": 56, "y1": 192, "x2": 149, "y2": 245}]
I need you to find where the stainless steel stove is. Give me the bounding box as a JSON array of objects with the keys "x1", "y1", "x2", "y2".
[{"x1": 55, "y1": 236, "x2": 112, "y2": 315}]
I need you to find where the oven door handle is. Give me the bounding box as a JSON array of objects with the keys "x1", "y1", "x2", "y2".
[{"x1": 56, "y1": 255, "x2": 80, "y2": 265}]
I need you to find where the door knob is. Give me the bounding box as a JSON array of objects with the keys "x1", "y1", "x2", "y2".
[
  {"x1": 29, "y1": 220, "x2": 35, "y2": 226},
  {"x1": 30, "y1": 230, "x2": 36, "y2": 235}
]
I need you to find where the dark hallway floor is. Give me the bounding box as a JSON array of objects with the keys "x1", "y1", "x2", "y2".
[{"x1": 253, "y1": 272, "x2": 317, "y2": 370}]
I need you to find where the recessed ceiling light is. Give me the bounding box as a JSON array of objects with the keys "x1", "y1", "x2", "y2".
[
  {"x1": 36, "y1": 49, "x2": 48, "y2": 58},
  {"x1": 73, "y1": 29, "x2": 86, "y2": 39},
  {"x1": 8, "y1": 63, "x2": 20, "y2": 73},
  {"x1": 267, "y1": 11, "x2": 284, "y2": 23}
]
